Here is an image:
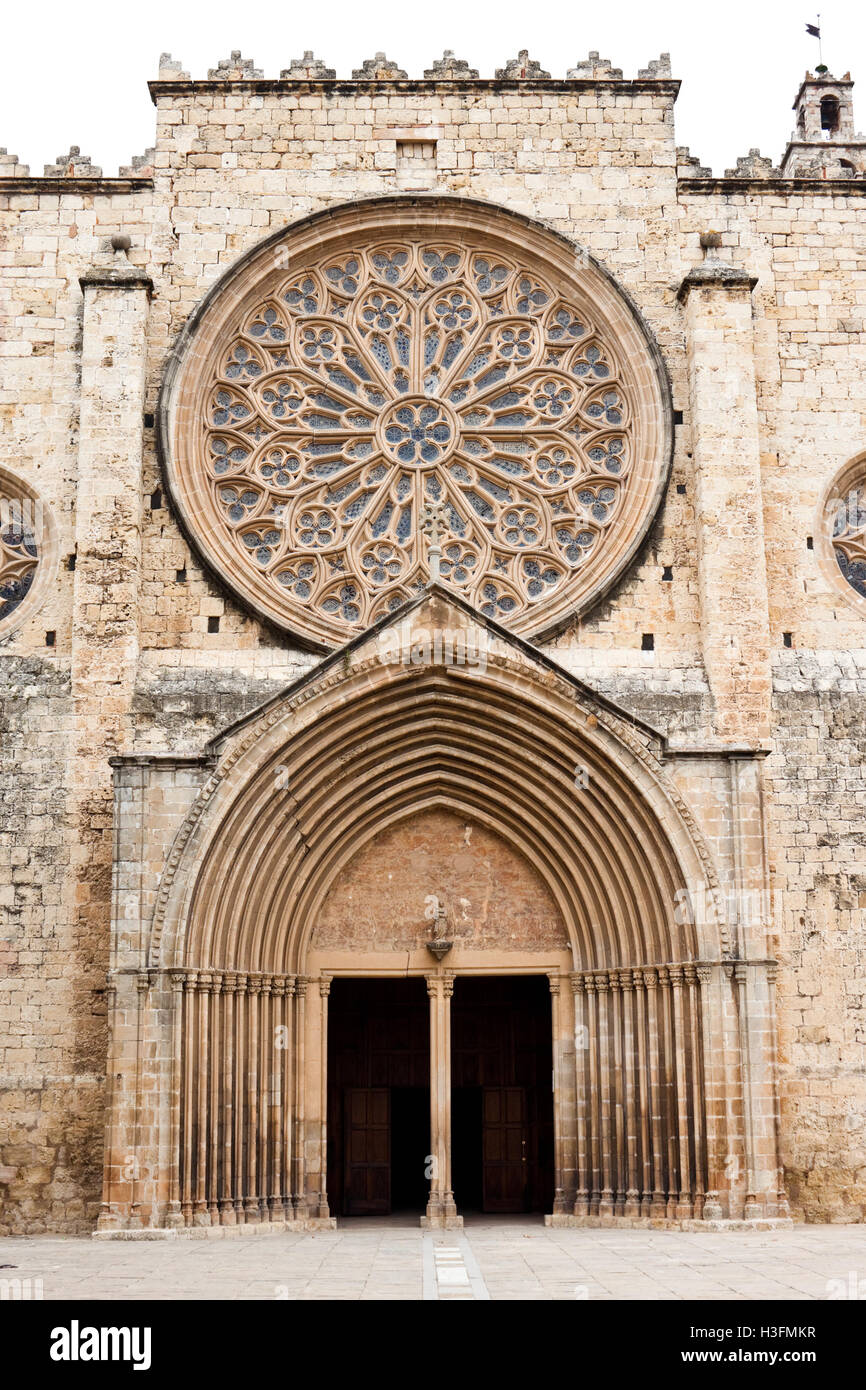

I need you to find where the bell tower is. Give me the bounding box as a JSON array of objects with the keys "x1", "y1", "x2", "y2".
[{"x1": 781, "y1": 70, "x2": 866, "y2": 176}]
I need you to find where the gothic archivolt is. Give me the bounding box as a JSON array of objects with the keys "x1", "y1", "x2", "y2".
[
  {"x1": 160, "y1": 200, "x2": 673, "y2": 648},
  {"x1": 120, "y1": 605, "x2": 771, "y2": 1233}
]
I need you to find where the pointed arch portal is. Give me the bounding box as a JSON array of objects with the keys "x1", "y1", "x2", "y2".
[{"x1": 98, "y1": 592, "x2": 788, "y2": 1233}]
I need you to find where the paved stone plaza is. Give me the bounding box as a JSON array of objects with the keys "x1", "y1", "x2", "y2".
[{"x1": 1, "y1": 1219, "x2": 864, "y2": 1301}]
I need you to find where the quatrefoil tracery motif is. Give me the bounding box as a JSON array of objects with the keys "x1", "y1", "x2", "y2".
[{"x1": 201, "y1": 240, "x2": 637, "y2": 642}]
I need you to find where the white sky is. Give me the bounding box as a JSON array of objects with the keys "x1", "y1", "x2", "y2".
[{"x1": 1, "y1": 0, "x2": 864, "y2": 176}]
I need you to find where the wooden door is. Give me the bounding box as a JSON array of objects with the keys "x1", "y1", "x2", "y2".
[
  {"x1": 344, "y1": 1087, "x2": 390, "y2": 1215},
  {"x1": 482, "y1": 1086, "x2": 527, "y2": 1212}
]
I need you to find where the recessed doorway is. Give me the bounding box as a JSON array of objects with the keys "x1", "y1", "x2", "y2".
[
  {"x1": 327, "y1": 978, "x2": 429, "y2": 1217},
  {"x1": 452, "y1": 976, "x2": 554, "y2": 1214}
]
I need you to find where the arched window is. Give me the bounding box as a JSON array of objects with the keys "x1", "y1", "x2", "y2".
[{"x1": 820, "y1": 95, "x2": 840, "y2": 134}]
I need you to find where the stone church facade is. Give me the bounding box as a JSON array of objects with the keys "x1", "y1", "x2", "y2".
[{"x1": 0, "y1": 49, "x2": 864, "y2": 1235}]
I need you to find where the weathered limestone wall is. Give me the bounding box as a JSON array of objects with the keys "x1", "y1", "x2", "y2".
[{"x1": 1, "y1": 62, "x2": 864, "y2": 1229}]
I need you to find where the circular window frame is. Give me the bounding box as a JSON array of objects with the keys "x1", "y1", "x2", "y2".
[
  {"x1": 815, "y1": 451, "x2": 866, "y2": 617},
  {"x1": 0, "y1": 465, "x2": 58, "y2": 643},
  {"x1": 158, "y1": 197, "x2": 674, "y2": 651}
]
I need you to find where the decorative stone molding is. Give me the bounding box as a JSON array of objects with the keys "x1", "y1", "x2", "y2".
[
  {"x1": 677, "y1": 262, "x2": 758, "y2": 302},
  {"x1": 144, "y1": 591, "x2": 730, "y2": 974}
]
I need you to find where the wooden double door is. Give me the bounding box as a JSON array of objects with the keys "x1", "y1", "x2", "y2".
[{"x1": 328, "y1": 976, "x2": 553, "y2": 1217}]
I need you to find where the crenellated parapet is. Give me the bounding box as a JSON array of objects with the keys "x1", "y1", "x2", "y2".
[
  {"x1": 207, "y1": 51, "x2": 263, "y2": 80},
  {"x1": 567, "y1": 51, "x2": 624, "y2": 80},
  {"x1": 0, "y1": 147, "x2": 28, "y2": 177},
  {"x1": 279, "y1": 52, "x2": 336, "y2": 80},
  {"x1": 724, "y1": 148, "x2": 781, "y2": 179},
  {"x1": 118, "y1": 148, "x2": 156, "y2": 177},
  {"x1": 142, "y1": 48, "x2": 680, "y2": 86},
  {"x1": 638, "y1": 53, "x2": 672, "y2": 80},
  {"x1": 42, "y1": 146, "x2": 102, "y2": 177},
  {"x1": 424, "y1": 50, "x2": 479, "y2": 80},
  {"x1": 158, "y1": 52, "x2": 189, "y2": 80},
  {"x1": 676, "y1": 145, "x2": 711, "y2": 178},
  {"x1": 351, "y1": 53, "x2": 408, "y2": 80},
  {"x1": 495, "y1": 50, "x2": 551, "y2": 79}
]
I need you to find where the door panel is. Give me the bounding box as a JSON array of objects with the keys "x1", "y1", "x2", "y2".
[
  {"x1": 344, "y1": 1087, "x2": 390, "y2": 1214},
  {"x1": 482, "y1": 1085, "x2": 527, "y2": 1213}
]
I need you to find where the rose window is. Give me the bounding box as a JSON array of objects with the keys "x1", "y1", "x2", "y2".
[
  {"x1": 162, "y1": 206, "x2": 671, "y2": 648},
  {"x1": 831, "y1": 481, "x2": 866, "y2": 599},
  {"x1": 0, "y1": 486, "x2": 43, "y2": 630}
]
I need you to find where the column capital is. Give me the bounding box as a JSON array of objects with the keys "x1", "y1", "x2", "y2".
[
  {"x1": 79, "y1": 263, "x2": 154, "y2": 296},
  {"x1": 677, "y1": 262, "x2": 757, "y2": 303}
]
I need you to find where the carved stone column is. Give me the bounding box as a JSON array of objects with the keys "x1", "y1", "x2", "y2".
[
  {"x1": 165, "y1": 970, "x2": 186, "y2": 1228},
  {"x1": 220, "y1": 973, "x2": 237, "y2": 1225},
  {"x1": 423, "y1": 973, "x2": 460, "y2": 1229},
  {"x1": 619, "y1": 969, "x2": 641, "y2": 1219},
  {"x1": 293, "y1": 977, "x2": 308, "y2": 1220},
  {"x1": 571, "y1": 973, "x2": 590, "y2": 1217},
  {"x1": 548, "y1": 974, "x2": 570, "y2": 1215},
  {"x1": 317, "y1": 975, "x2": 331, "y2": 1220}
]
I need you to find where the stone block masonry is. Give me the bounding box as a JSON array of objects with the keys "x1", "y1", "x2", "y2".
[{"x1": 0, "y1": 51, "x2": 864, "y2": 1232}]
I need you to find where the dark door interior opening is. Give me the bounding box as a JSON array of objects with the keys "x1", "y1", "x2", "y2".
[
  {"x1": 452, "y1": 975, "x2": 554, "y2": 1214},
  {"x1": 327, "y1": 978, "x2": 429, "y2": 1217}
]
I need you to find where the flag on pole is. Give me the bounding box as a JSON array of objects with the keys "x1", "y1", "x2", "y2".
[{"x1": 806, "y1": 22, "x2": 821, "y2": 37}]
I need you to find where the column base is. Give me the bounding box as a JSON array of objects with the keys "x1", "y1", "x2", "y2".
[
  {"x1": 420, "y1": 1212, "x2": 464, "y2": 1230},
  {"x1": 545, "y1": 1212, "x2": 793, "y2": 1231}
]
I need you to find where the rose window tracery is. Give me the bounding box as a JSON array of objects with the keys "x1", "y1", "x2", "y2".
[
  {"x1": 831, "y1": 481, "x2": 866, "y2": 599},
  {"x1": 163, "y1": 206, "x2": 671, "y2": 647},
  {"x1": 0, "y1": 493, "x2": 39, "y2": 625}
]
